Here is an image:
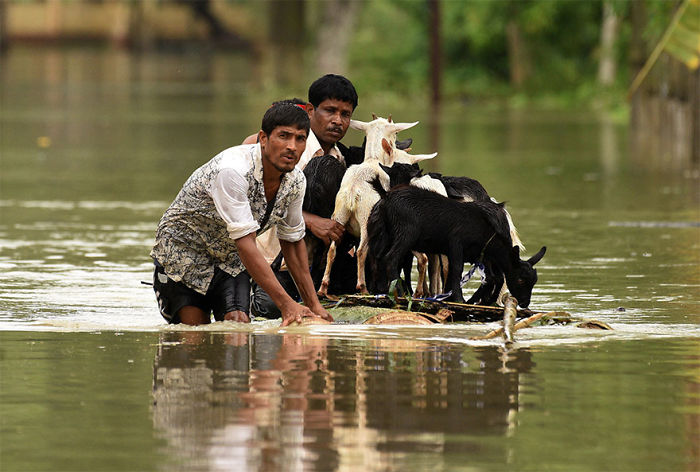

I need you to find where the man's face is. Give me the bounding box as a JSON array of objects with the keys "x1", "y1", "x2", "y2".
[
  {"x1": 308, "y1": 98, "x2": 354, "y2": 147},
  {"x1": 259, "y1": 125, "x2": 308, "y2": 174}
]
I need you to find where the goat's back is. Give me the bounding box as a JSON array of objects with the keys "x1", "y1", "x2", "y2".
[
  {"x1": 303, "y1": 155, "x2": 346, "y2": 218},
  {"x1": 429, "y1": 173, "x2": 491, "y2": 202}
]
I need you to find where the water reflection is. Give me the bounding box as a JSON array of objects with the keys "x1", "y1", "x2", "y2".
[{"x1": 152, "y1": 332, "x2": 534, "y2": 470}]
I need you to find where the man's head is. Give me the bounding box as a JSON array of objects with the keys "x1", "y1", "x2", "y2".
[
  {"x1": 308, "y1": 74, "x2": 358, "y2": 110},
  {"x1": 307, "y1": 74, "x2": 358, "y2": 151},
  {"x1": 259, "y1": 103, "x2": 310, "y2": 174}
]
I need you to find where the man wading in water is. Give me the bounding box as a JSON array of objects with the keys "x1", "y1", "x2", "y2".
[
  {"x1": 150, "y1": 103, "x2": 332, "y2": 326},
  {"x1": 248, "y1": 74, "x2": 359, "y2": 317}
]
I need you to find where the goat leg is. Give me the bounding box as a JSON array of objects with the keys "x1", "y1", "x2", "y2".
[
  {"x1": 317, "y1": 240, "x2": 338, "y2": 298},
  {"x1": 428, "y1": 254, "x2": 446, "y2": 296},
  {"x1": 445, "y1": 246, "x2": 466, "y2": 303},
  {"x1": 413, "y1": 251, "x2": 428, "y2": 298},
  {"x1": 440, "y1": 255, "x2": 448, "y2": 293},
  {"x1": 466, "y1": 266, "x2": 502, "y2": 305},
  {"x1": 355, "y1": 236, "x2": 370, "y2": 295}
]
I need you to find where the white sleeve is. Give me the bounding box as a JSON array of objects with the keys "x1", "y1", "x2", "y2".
[
  {"x1": 276, "y1": 178, "x2": 306, "y2": 242},
  {"x1": 210, "y1": 167, "x2": 260, "y2": 240}
]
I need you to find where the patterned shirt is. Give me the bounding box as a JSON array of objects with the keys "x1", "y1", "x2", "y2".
[{"x1": 151, "y1": 144, "x2": 306, "y2": 294}]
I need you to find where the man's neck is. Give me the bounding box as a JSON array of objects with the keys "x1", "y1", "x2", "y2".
[
  {"x1": 262, "y1": 167, "x2": 283, "y2": 203},
  {"x1": 319, "y1": 141, "x2": 335, "y2": 155},
  {"x1": 311, "y1": 130, "x2": 336, "y2": 155}
]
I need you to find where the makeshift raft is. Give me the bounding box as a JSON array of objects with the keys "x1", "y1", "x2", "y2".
[{"x1": 310, "y1": 293, "x2": 612, "y2": 341}]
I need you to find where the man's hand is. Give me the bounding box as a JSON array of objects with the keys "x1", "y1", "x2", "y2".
[
  {"x1": 304, "y1": 212, "x2": 345, "y2": 246},
  {"x1": 280, "y1": 302, "x2": 324, "y2": 327},
  {"x1": 223, "y1": 311, "x2": 250, "y2": 323},
  {"x1": 310, "y1": 304, "x2": 334, "y2": 322}
]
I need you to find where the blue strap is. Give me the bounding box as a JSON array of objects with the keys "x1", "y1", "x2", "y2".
[{"x1": 460, "y1": 262, "x2": 485, "y2": 287}]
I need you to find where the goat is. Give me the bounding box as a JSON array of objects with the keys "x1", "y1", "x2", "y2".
[
  {"x1": 317, "y1": 119, "x2": 437, "y2": 298},
  {"x1": 367, "y1": 184, "x2": 546, "y2": 307},
  {"x1": 302, "y1": 154, "x2": 357, "y2": 293}
]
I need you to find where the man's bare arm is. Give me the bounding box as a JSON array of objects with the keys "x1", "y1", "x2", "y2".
[
  {"x1": 280, "y1": 239, "x2": 333, "y2": 322},
  {"x1": 303, "y1": 211, "x2": 345, "y2": 246}
]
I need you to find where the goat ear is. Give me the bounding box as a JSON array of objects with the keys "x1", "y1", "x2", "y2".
[
  {"x1": 527, "y1": 246, "x2": 547, "y2": 266},
  {"x1": 511, "y1": 245, "x2": 521, "y2": 261},
  {"x1": 395, "y1": 138, "x2": 413, "y2": 150},
  {"x1": 379, "y1": 163, "x2": 391, "y2": 173},
  {"x1": 350, "y1": 119, "x2": 368, "y2": 131},
  {"x1": 381, "y1": 138, "x2": 394, "y2": 157}
]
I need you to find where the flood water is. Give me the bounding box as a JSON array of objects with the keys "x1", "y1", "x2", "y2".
[{"x1": 1, "y1": 46, "x2": 699, "y2": 471}]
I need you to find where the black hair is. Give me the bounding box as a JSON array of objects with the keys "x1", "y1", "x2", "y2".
[
  {"x1": 308, "y1": 74, "x2": 358, "y2": 110},
  {"x1": 261, "y1": 102, "x2": 310, "y2": 136},
  {"x1": 272, "y1": 97, "x2": 307, "y2": 107}
]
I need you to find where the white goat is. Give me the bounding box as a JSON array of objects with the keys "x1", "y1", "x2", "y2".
[{"x1": 317, "y1": 117, "x2": 436, "y2": 297}]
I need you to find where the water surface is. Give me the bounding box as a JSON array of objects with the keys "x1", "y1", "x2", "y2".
[{"x1": 1, "y1": 46, "x2": 698, "y2": 471}]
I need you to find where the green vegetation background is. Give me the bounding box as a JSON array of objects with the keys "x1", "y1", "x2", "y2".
[{"x1": 337, "y1": 0, "x2": 676, "y2": 111}]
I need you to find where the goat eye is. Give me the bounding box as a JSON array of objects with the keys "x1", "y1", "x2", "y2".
[{"x1": 517, "y1": 278, "x2": 524, "y2": 285}]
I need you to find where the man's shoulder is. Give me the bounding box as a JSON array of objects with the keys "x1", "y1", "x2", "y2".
[
  {"x1": 219, "y1": 143, "x2": 258, "y2": 160},
  {"x1": 288, "y1": 166, "x2": 306, "y2": 182},
  {"x1": 217, "y1": 143, "x2": 258, "y2": 171}
]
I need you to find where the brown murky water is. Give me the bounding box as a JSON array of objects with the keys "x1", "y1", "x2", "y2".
[{"x1": 1, "y1": 46, "x2": 698, "y2": 471}]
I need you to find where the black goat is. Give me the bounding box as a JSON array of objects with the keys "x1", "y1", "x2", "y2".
[
  {"x1": 379, "y1": 162, "x2": 423, "y2": 187},
  {"x1": 367, "y1": 184, "x2": 546, "y2": 307},
  {"x1": 302, "y1": 155, "x2": 357, "y2": 293},
  {"x1": 366, "y1": 163, "x2": 427, "y2": 294}
]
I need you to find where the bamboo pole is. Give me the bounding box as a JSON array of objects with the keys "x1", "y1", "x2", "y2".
[
  {"x1": 628, "y1": 0, "x2": 691, "y2": 100},
  {"x1": 502, "y1": 295, "x2": 518, "y2": 345}
]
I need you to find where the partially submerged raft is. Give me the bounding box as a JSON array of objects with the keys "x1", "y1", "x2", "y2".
[{"x1": 307, "y1": 293, "x2": 612, "y2": 340}]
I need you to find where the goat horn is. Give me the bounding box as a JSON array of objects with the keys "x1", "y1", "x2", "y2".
[
  {"x1": 404, "y1": 152, "x2": 438, "y2": 164},
  {"x1": 349, "y1": 119, "x2": 369, "y2": 131},
  {"x1": 391, "y1": 149, "x2": 438, "y2": 165},
  {"x1": 388, "y1": 114, "x2": 393, "y2": 123},
  {"x1": 372, "y1": 113, "x2": 378, "y2": 120},
  {"x1": 410, "y1": 152, "x2": 438, "y2": 163},
  {"x1": 387, "y1": 121, "x2": 419, "y2": 133}
]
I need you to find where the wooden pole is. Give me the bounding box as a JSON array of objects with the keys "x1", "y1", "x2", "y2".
[
  {"x1": 628, "y1": 0, "x2": 690, "y2": 100},
  {"x1": 502, "y1": 295, "x2": 518, "y2": 345},
  {"x1": 428, "y1": 0, "x2": 442, "y2": 160}
]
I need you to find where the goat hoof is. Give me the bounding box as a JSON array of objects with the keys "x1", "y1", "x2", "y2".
[{"x1": 357, "y1": 285, "x2": 369, "y2": 295}]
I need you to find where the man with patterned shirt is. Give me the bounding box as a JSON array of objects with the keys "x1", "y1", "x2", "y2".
[{"x1": 151, "y1": 103, "x2": 332, "y2": 326}]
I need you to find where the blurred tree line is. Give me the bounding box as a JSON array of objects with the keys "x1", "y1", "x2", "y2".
[
  {"x1": 341, "y1": 0, "x2": 685, "y2": 105},
  {"x1": 0, "y1": 0, "x2": 693, "y2": 107},
  {"x1": 254, "y1": 0, "x2": 692, "y2": 108}
]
